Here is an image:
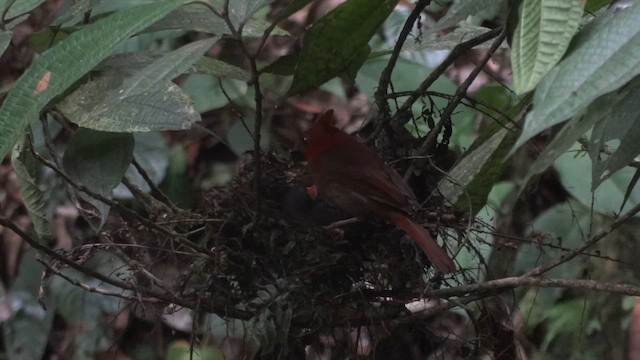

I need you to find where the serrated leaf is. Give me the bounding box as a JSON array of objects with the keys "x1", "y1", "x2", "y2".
[
  {"x1": 589, "y1": 78, "x2": 640, "y2": 188},
  {"x1": 432, "y1": 0, "x2": 506, "y2": 32},
  {"x1": 512, "y1": 0, "x2": 584, "y2": 94},
  {"x1": 62, "y1": 129, "x2": 134, "y2": 227},
  {"x1": 514, "y1": 4, "x2": 640, "y2": 151},
  {"x1": 11, "y1": 136, "x2": 51, "y2": 240},
  {"x1": 58, "y1": 39, "x2": 213, "y2": 132},
  {"x1": 0, "y1": 0, "x2": 191, "y2": 159},
  {"x1": 288, "y1": 0, "x2": 398, "y2": 95},
  {"x1": 0, "y1": 31, "x2": 12, "y2": 56}
]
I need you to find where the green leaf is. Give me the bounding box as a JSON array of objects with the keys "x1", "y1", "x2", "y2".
[
  {"x1": 63, "y1": 128, "x2": 134, "y2": 195},
  {"x1": 192, "y1": 57, "x2": 251, "y2": 81},
  {"x1": 160, "y1": 145, "x2": 194, "y2": 209},
  {"x1": 4, "y1": 0, "x2": 45, "y2": 19},
  {"x1": 211, "y1": 0, "x2": 271, "y2": 27},
  {"x1": 182, "y1": 74, "x2": 248, "y2": 113},
  {"x1": 11, "y1": 135, "x2": 52, "y2": 240},
  {"x1": 114, "y1": 132, "x2": 170, "y2": 199},
  {"x1": 511, "y1": 0, "x2": 584, "y2": 94},
  {"x1": 59, "y1": 79, "x2": 199, "y2": 132},
  {"x1": 58, "y1": 38, "x2": 214, "y2": 132},
  {"x1": 50, "y1": 0, "x2": 102, "y2": 26},
  {"x1": 147, "y1": 7, "x2": 288, "y2": 37},
  {"x1": 62, "y1": 129, "x2": 134, "y2": 227},
  {"x1": 166, "y1": 342, "x2": 225, "y2": 360},
  {"x1": 438, "y1": 124, "x2": 510, "y2": 213},
  {"x1": 555, "y1": 143, "x2": 640, "y2": 216},
  {"x1": 0, "y1": 31, "x2": 12, "y2": 56},
  {"x1": 116, "y1": 38, "x2": 217, "y2": 98},
  {"x1": 513, "y1": 4, "x2": 640, "y2": 151},
  {"x1": 48, "y1": 251, "x2": 133, "y2": 360},
  {"x1": 99, "y1": 51, "x2": 250, "y2": 81},
  {"x1": 585, "y1": 0, "x2": 611, "y2": 13},
  {"x1": 589, "y1": 78, "x2": 640, "y2": 188},
  {"x1": 515, "y1": 200, "x2": 593, "y2": 278},
  {"x1": 432, "y1": 0, "x2": 506, "y2": 31},
  {"x1": 403, "y1": 26, "x2": 497, "y2": 51},
  {"x1": 439, "y1": 94, "x2": 528, "y2": 213},
  {"x1": 264, "y1": 0, "x2": 312, "y2": 36},
  {"x1": 2, "y1": 250, "x2": 55, "y2": 360},
  {"x1": 288, "y1": 0, "x2": 398, "y2": 95},
  {"x1": 0, "y1": 0, "x2": 191, "y2": 159}
]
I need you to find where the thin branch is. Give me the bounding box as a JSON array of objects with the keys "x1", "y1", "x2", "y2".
[
  {"x1": 131, "y1": 157, "x2": 177, "y2": 211},
  {"x1": 374, "y1": 0, "x2": 431, "y2": 121},
  {"x1": 371, "y1": 27, "x2": 503, "y2": 141},
  {"x1": 429, "y1": 276, "x2": 640, "y2": 299},
  {"x1": 0, "y1": 216, "x2": 253, "y2": 319},
  {"x1": 420, "y1": 28, "x2": 506, "y2": 153},
  {"x1": 26, "y1": 140, "x2": 215, "y2": 258},
  {"x1": 524, "y1": 199, "x2": 640, "y2": 277}
]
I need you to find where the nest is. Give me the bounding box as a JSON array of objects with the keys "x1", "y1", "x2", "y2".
[
  {"x1": 62, "y1": 149, "x2": 471, "y2": 356},
  {"x1": 158, "y1": 150, "x2": 465, "y2": 330}
]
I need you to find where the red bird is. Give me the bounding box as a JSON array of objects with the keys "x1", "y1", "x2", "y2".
[{"x1": 303, "y1": 110, "x2": 456, "y2": 274}]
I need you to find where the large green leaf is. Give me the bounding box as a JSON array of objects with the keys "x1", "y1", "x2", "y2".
[
  {"x1": 211, "y1": 0, "x2": 271, "y2": 28},
  {"x1": 11, "y1": 135, "x2": 51, "y2": 240},
  {"x1": 1, "y1": 250, "x2": 55, "y2": 360},
  {"x1": 514, "y1": 4, "x2": 640, "y2": 151},
  {"x1": 402, "y1": 26, "x2": 497, "y2": 51},
  {"x1": 62, "y1": 129, "x2": 134, "y2": 227},
  {"x1": 0, "y1": 0, "x2": 190, "y2": 159},
  {"x1": 113, "y1": 132, "x2": 170, "y2": 199},
  {"x1": 97, "y1": 52, "x2": 251, "y2": 81},
  {"x1": 4, "y1": 0, "x2": 45, "y2": 19},
  {"x1": 288, "y1": 0, "x2": 398, "y2": 95},
  {"x1": 589, "y1": 78, "x2": 640, "y2": 188},
  {"x1": 555, "y1": 143, "x2": 640, "y2": 216},
  {"x1": 438, "y1": 124, "x2": 511, "y2": 213},
  {"x1": 511, "y1": 0, "x2": 584, "y2": 94},
  {"x1": 48, "y1": 251, "x2": 133, "y2": 360},
  {"x1": 58, "y1": 38, "x2": 214, "y2": 132},
  {"x1": 431, "y1": 0, "x2": 506, "y2": 31},
  {"x1": 147, "y1": 7, "x2": 288, "y2": 37}
]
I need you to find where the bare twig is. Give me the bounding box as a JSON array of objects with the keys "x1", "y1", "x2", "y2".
[
  {"x1": 371, "y1": 27, "x2": 503, "y2": 142},
  {"x1": 429, "y1": 276, "x2": 640, "y2": 299},
  {"x1": 0, "y1": 216, "x2": 253, "y2": 319},
  {"x1": 374, "y1": 0, "x2": 432, "y2": 122},
  {"x1": 131, "y1": 157, "x2": 177, "y2": 211},
  {"x1": 421, "y1": 28, "x2": 507, "y2": 153},
  {"x1": 525, "y1": 199, "x2": 640, "y2": 277},
  {"x1": 26, "y1": 140, "x2": 215, "y2": 257}
]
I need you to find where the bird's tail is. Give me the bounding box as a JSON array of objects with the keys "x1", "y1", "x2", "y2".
[{"x1": 390, "y1": 213, "x2": 456, "y2": 274}]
